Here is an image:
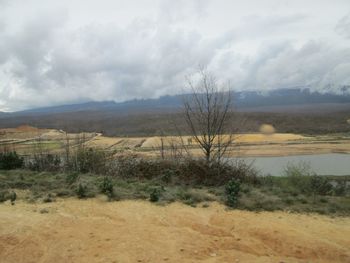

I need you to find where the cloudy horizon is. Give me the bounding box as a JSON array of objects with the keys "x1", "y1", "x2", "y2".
[{"x1": 0, "y1": 0, "x2": 349, "y2": 111}]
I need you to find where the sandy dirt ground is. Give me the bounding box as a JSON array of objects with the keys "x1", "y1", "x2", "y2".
[
  {"x1": 70, "y1": 133, "x2": 307, "y2": 150},
  {"x1": 141, "y1": 133, "x2": 307, "y2": 148},
  {"x1": 2, "y1": 126, "x2": 350, "y2": 157},
  {"x1": 87, "y1": 133, "x2": 350, "y2": 157},
  {"x1": 0, "y1": 199, "x2": 349, "y2": 263}
]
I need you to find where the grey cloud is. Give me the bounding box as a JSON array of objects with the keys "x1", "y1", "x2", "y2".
[
  {"x1": 158, "y1": 0, "x2": 209, "y2": 23},
  {"x1": 336, "y1": 13, "x2": 350, "y2": 39},
  {"x1": 0, "y1": 11, "x2": 233, "y2": 110},
  {"x1": 258, "y1": 41, "x2": 350, "y2": 92},
  {"x1": 0, "y1": 1, "x2": 349, "y2": 111},
  {"x1": 0, "y1": 0, "x2": 9, "y2": 7},
  {"x1": 236, "y1": 14, "x2": 307, "y2": 39},
  {"x1": 210, "y1": 40, "x2": 350, "y2": 92}
]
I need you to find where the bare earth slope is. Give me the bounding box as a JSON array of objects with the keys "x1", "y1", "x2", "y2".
[{"x1": 0, "y1": 199, "x2": 349, "y2": 263}]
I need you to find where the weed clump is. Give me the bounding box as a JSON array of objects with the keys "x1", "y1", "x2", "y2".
[
  {"x1": 66, "y1": 172, "x2": 79, "y2": 185},
  {"x1": 100, "y1": 177, "x2": 114, "y2": 198},
  {"x1": 43, "y1": 193, "x2": 54, "y2": 203},
  {"x1": 0, "y1": 190, "x2": 10, "y2": 202},
  {"x1": 76, "y1": 183, "x2": 87, "y2": 199},
  {"x1": 9, "y1": 191, "x2": 16, "y2": 205},
  {"x1": 150, "y1": 188, "x2": 161, "y2": 202}
]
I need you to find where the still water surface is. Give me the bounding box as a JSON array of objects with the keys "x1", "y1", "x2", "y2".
[{"x1": 240, "y1": 153, "x2": 349, "y2": 176}]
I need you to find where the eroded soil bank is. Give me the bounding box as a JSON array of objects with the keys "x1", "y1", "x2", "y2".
[{"x1": 0, "y1": 199, "x2": 349, "y2": 263}]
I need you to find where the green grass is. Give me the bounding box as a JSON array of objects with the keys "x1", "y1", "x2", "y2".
[
  {"x1": 0, "y1": 170, "x2": 349, "y2": 215},
  {"x1": 235, "y1": 181, "x2": 350, "y2": 215}
]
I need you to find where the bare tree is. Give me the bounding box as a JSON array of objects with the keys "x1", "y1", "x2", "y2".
[
  {"x1": 155, "y1": 131, "x2": 186, "y2": 161},
  {"x1": 183, "y1": 69, "x2": 235, "y2": 164},
  {"x1": 64, "y1": 131, "x2": 71, "y2": 170}
]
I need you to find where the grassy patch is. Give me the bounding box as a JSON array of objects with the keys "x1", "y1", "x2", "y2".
[{"x1": 0, "y1": 169, "x2": 349, "y2": 215}]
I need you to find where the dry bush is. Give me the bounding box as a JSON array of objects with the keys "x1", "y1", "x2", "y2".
[
  {"x1": 73, "y1": 148, "x2": 108, "y2": 174},
  {"x1": 178, "y1": 158, "x2": 258, "y2": 186},
  {"x1": 107, "y1": 155, "x2": 257, "y2": 186},
  {"x1": 26, "y1": 154, "x2": 61, "y2": 172}
]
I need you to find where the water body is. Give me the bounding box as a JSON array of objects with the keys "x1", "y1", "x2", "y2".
[{"x1": 240, "y1": 153, "x2": 350, "y2": 176}]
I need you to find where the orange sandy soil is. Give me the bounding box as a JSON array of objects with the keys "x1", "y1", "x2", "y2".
[{"x1": 0, "y1": 199, "x2": 349, "y2": 263}]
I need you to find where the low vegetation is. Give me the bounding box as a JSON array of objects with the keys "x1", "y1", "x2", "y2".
[{"x1": 0, "y1": 151, "x2": 349, "y2": 215}]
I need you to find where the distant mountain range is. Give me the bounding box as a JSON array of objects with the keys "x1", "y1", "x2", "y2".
[
  {"x1": 3, "y1": 87, "x2": 350, "y2": 116},
  {"x1": 1, "y1": 87, "x2": 350, "y2": 136}
]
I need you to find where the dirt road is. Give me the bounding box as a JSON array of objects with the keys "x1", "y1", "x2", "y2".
[{"x1": 0, "y1": 199, "x2": 349, "y2": 263}]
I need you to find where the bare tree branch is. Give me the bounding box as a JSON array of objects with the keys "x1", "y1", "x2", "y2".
[{"x1": 182, "y1": 69, "x2": 235, "y2": 165}]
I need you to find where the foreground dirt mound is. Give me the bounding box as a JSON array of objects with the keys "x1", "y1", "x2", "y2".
[{"x1": 0, "y1": 199, "x2": 349, "y2": 263}]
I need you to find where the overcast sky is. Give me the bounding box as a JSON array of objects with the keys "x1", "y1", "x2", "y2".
[{"x1": 0, "y1": 0, "x2": 349, "y2": 111}]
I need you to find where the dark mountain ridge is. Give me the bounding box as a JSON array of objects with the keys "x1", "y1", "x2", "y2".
[{"x1": 5, "y1": 87, "x2": 350, "y2": 116}]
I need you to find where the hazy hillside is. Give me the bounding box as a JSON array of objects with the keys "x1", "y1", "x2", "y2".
[
  {"x1": 5, "y1": 87, "x2": 350, "y2": 116},
  {"x1": 1, "y1": 87, "x2": 350, "y2": 136},
  {"x1": 0, "y1": 109, "x2": 349, "y2": 137}
]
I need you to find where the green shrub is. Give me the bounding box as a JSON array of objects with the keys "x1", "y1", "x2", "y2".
[
  {"x1": 319, "y1": 197, "x2": 328, "y2": 203},
  {"x1": 66, "y1": 172, "x2": 79, "y2": 185},
  {"x1": 283, "y1": 198, "x2": 294, "y2": 205},
  {"x1": 100, "y1": 177, "x2": 114, "y2": 198},
  {"x1": 283, "y1": 162, "x2": 314, "y2": 191},
  {"x1": 225, "y1": 179, "x2": 240, "y2": 207},
  {"x1": 332, "y1": 180, "x2": 347, "y2": 196},
  {"x1": 309, "y1": 175, "x2": 332, "y2": 196},
  {"x1": 74, "y1": 148, "x2": 108, "y2": 174},
  {"x1": 240, "y1": 184, "x2": 251, "y2": 194},
  {"x1": 150, "y1": 188, "x2": 161, "y2": 202},
  {"x1": 43, "y1": 193, "x2": 54, "y2": 203},
  {"x1": 298, "y1": 198, "x2": 308, "y2": 204},
  {"x1": 0, "y1": 190, "x2": 10, "y2": 202},
  {"x1": 161, "y1": 169, "x2": 176, "y2": 183},
  {"x1": 258, "y1": 175, "x2": 274, "y2": 186},
  {"x1": 76, "y1": 183, "x2": 87, "y2": 198},
  {"x1": 56, "y1": 189, "x2": 72, "y2": 197},
  {"x1": 0, "y1": 151, "x2": 24, "y2": 170},
  {"x1": 284, "y1": 161, "x2": 313, "y2": 177},
  {"x1": 9, "y1": 191, "x2": 16, "y2": 205},
  {"x1": 283, "y1": 162, "x2": 332, "y2": 196}
]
